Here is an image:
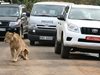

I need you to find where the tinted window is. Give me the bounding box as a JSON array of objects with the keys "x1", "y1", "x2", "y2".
[{"x1": 0, "y1": 6, "x2": 19, "y2": 17}]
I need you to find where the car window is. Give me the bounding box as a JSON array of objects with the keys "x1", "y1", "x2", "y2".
[
  {"x1": 63, "y1": 6, "x2": 69, "y2": 17},
  {"x1": 31, "y1": 4, "x2": 65, "y2": 17},
  {"x1": 0, "y1": 6, "x2": 19, "y2": 17},
  {"x1": 68, "y1": 7, "x2": 100, "y2": 21}
]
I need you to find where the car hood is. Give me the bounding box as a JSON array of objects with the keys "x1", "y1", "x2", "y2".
[
  {"x1": 29, "y1": 16, "x2": 58, "y2": 26},
  {"x1": 67, "y1": 19, "x2": 100, "y2": 28},
  {"x1": 0, "y1": 17, "x2": 18, "y2": 22}
]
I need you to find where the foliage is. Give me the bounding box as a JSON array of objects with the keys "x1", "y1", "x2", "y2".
[{"x1": 4, "y1": 0, "x2": 100, "y2": 11}]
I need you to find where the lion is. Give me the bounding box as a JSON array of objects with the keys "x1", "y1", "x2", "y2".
[{"x1": 4, "y1": 32, "x2": 29, "y2": 62}]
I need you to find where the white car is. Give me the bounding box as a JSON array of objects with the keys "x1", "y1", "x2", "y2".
[
  {"x1": 28, "y1": 1, "x2": 74, "y2": 45},
  {"x1": 55, "y1": 4, "x2": 100, "y2": 59}
]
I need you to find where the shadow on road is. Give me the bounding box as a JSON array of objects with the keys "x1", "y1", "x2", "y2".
[
  {"x1": 29, "y1": 48, "x2": 99, "y2": 61},
  {"x1": 68, "y1": 52, "x2": 99, "y2": 61}
]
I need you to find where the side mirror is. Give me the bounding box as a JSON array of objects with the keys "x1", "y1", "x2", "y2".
[
  {"x1": 26, "y1": 12, "x2": 30, "y2": 17},
  {"x1": 57, "y1": 15, "x2": 65, "y2": 21}
]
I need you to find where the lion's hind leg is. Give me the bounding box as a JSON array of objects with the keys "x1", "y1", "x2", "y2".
[
  {"x1": 19, "y1": 51, "x2": 24, "y2": 59},
  {"x1": 19, "y1": 49, "x2": 29, "y2": 60},
  {"x1": 23, "y1": 49, "x2": 29, "y2": 60}
]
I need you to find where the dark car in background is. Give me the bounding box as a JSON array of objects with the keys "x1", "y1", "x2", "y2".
[{"x1": 0, "y1": 4, "x2": 28, "y2": 38}]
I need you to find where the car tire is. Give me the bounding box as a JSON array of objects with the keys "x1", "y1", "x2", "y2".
[
  {"x1": 30, "y1": 41, "x2": 35, "y2": 45},
  {"x1": 61, "y1": 35, "x2": 70, "y2": 59},
  {"x1": 61, "y1": 42, "x2": 70, "y2": 59},
  {"x1": 24, "y1": 34, "x2": 28, "y2": 39},
  {"x1": 98, "y1": 53, "x2": 100, "y2": 59},
  {"x1": 55, "y1": 39, "x2": 61, "y2": 54}
]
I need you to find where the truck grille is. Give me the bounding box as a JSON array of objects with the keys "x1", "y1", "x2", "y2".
[
  {"x1": 0, "y1": 21, "x2": 9, "y2": 27},
  {"x1": 37, "y1": 25, "x2": 56, "y2": 29},
  {"x1": 0, "y1": 31, "x2": 6, "y2": 36},
  {"x1": 81, "y1": 27, "x2": 100, "y2": 35},
  {"x1": 0, "y1": 21, "x2": 9, "y2": 37}
]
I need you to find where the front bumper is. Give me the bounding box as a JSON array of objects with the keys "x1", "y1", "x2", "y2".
[
  {"x1": 28, "y1": 28, "x2": 56, "y2": 42},
  {"x1": 64, "y1": 30, "x2": 100, "y2": 50},
  {"x1": 0, "y1": 27, "x2": 20, "y2": 38}
]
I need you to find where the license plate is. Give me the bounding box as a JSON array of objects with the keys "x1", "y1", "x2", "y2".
[
  {"x1": 40, "y1": 36, "x2": 53, "y2": 40},
  {"x1": 86, "y1": 36, "x2": 100, "y2": 41},
  {"x1": 0, "y1": 28, "x2": 6, "y2": 31}
]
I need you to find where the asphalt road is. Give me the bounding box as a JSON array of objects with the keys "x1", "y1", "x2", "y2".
[{"x1": 0, "y1": 39, "x2": 100, "y2": 75}]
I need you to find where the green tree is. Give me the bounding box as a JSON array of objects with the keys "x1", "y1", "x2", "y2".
[{"x1": 4, "y1": 0, "x2": 100, "y2": 11}]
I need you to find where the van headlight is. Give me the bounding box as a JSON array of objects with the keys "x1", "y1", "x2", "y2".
[
  {"x1": 28, "y1": 23, "x2": 37, "y2": 29},
  {"x1": 67, "y1": 23, "x2": 79, "y2": 33}
]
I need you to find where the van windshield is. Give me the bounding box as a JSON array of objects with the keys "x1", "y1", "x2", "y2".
[
  {"x1": 0, "y1": 6, "x2": 19, "y2": 17},
  {"x1": 68, "y1": 7, "x2": 100, "y2": 21},
  {"x1": 31, "y1": 4, "x2": 64, "y2": 17}
]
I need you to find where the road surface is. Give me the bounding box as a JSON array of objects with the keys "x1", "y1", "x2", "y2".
[{"x1": 0, "y1": 39, "x2": 100, "y2": 75}]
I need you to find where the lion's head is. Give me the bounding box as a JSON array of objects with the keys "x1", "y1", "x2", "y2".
[{"x1": 4, "y1": 32, "x2": 14, "y2": 43}]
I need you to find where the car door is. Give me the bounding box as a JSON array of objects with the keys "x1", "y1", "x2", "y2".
[{"x1": 57, "y1": 6, "x2": 69, "y2": 41}]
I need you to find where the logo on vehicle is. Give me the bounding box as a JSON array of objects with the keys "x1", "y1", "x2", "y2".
[{"x1": 92, "y1": 29, "x2": 98, "y2": 33}]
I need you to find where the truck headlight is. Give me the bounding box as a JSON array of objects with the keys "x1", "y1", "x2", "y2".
[
  {"x1": 9, "y1": 21, "x2": 20, "y2": 27},
  {"x1": 67, "y1": 23, "x2": 79, "y2": 33},
  {"x1": 28, "y1": 23, "x2": 37, "y2": 29}
]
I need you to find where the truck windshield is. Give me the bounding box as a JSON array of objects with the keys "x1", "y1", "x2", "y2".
[
  {"x1": 31, "y1": 4, "x2": 64, "y2": 17},
  {"x1": 0, "y1": 7, "x2": 19, "y2": 17},
  {"x1": 68, "y1": 7, "x2": 100, "y2": 21}
]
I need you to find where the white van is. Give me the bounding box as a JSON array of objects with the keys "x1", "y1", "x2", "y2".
[
  {"x1": 28, "y1": 2, "x2": 73, "y2": 45},
  {"x1": 55, "y1": 4, "x2": 100, "y2": 59}
]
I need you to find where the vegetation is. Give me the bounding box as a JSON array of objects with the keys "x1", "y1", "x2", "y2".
[{"x1": 3, "y1": 0, "x2": 100, "y2": 11}]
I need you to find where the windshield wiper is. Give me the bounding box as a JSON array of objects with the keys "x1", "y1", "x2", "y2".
[
  {"x1": 7, "y1": 15, "x2": 19, "y2": 17},
  {"x1": 34, "y1": 14, "x2": 50, "y2": 16},
  {"x1": 79, "y1": 18, "x2": 100, "y2": 21},
  {"x1": 33, "y1": 14, "x2": 57, "y2": 17}
]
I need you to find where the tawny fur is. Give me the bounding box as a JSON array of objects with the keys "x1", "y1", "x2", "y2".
[{"x1": 4, "y1": 32, "x2": 29, "y2": 62}]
